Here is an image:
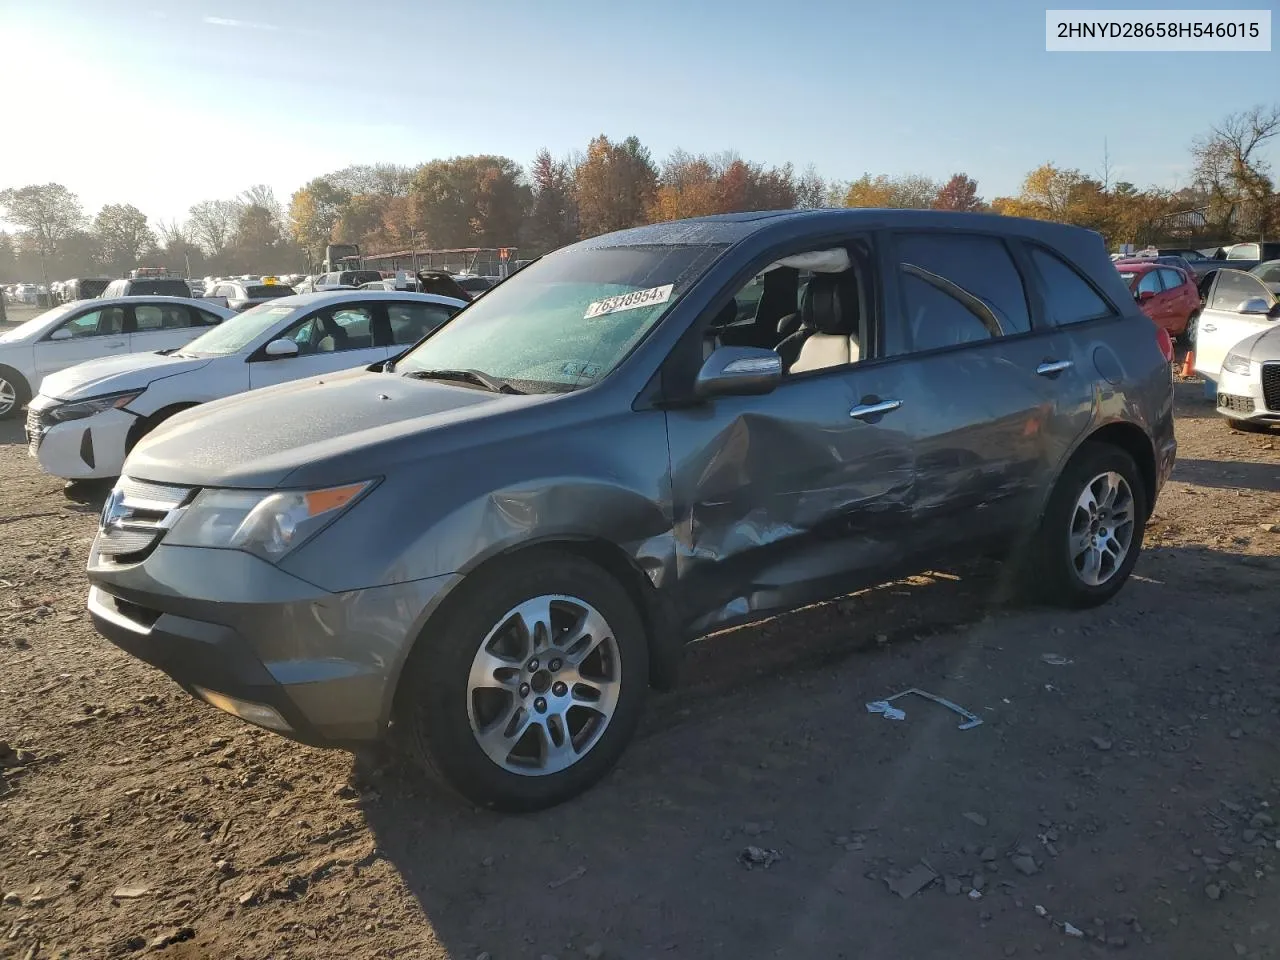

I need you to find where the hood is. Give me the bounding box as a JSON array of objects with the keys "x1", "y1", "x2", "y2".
[
  {"x1": 125, "y1": 367, "x2": 548, "y2": 488},
  {"x1": 38, "y1": 351, "x2": 212, "y2": 401},
  {"x1": 1237, "y1": 324, "x2": 1280, "y2": 362}
]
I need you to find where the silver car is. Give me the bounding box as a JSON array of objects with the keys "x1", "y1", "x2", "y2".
[{"x1": 87, "y1": 210, "x2": 1177, "y2": 810}]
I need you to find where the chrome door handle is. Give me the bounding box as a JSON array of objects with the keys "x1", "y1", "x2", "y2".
[
  {"x1": 849, "y1": 399, "x2": 902, "y2": 420},
  {"x1": 1036, "y1": 360, "x2": 1074, "y2": 376}
]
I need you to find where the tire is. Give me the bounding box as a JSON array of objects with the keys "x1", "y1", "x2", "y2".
[
  {"x1": 1180, "y1": 312, "x2": 1199, "y2": 348},
  {"x1": 0, "y1": 366, "x2": 31, "y2": 421},
  {"x1": 1228, "y1": 417, "x2": 1270, "y2": 434},
  {"x1": 1025, "y1": 443, "x2": 1148, "y2": 609},
  {"x1": 396, "y1": 549, "x2": 649, "y2": 811}
]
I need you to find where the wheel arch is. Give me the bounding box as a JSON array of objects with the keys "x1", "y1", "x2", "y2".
[
  {"x1": 0, "y1": 363, "x2": 32, "y2": 413},
  {"x1": 124, "y1": 401, "x2": 200, "y2": 453},
  {"x1": 1053, "y1": 421, "x2": 1157, "y2": 521},
  {"x1": 385, "y1": 535, "x2": 681, "y2": 733}
]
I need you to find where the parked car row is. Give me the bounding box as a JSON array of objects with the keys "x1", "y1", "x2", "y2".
[{"x1": 50, "y1": 209, "x2": 1180, "y2": 812}]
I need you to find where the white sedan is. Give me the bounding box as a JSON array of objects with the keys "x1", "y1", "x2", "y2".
[
  {"x1": 0, "y1": 296, "x2": 233, "y2": 420},
  {"x1": 27, "y1": 290, "x2": 465, "y2": 480},
  {"x1": 1193, "y1": 269, "x2": 1280, "y2": 430}
]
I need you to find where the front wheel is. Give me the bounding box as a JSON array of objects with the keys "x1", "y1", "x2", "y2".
[
  {"x1": 1024, "y1": 443, "x2": 1148, "y2": 608},
  {"x1": 396, "y1": 550, "x2": 649, "y2": 811},
  {"x1": 0, "y1": 367, "x2": 31, "y2": 421}
]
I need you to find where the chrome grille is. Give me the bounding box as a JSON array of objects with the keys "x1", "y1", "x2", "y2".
[
  {"x1": 96, "y1": 477, "x2": 193, "y2": 561},
  {"x1": 1262, "y1": 363, "x2": 1280, "y2": 413}
]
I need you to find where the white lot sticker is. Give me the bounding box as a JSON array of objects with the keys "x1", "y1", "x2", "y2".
[{"x1": 584, "y1": 283, "x2": 674, "y2": 319}]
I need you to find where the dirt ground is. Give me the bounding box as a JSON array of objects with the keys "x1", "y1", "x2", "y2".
[{"x1": 2, "y1": 358, "x2": 1280, "y2": 959}]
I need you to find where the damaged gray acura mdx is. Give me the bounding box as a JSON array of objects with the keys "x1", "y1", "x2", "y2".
[{"x1": 86, "y1": 209, "x2": 1176, "y2": 810}]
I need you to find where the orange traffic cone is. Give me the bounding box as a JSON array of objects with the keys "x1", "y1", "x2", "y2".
[{"x1": 1180, "y1": 350, "x2": 1195, "y2": 378}]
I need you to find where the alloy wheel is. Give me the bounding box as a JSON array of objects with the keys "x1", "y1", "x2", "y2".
[
  {"x1": 1068, "y1": 471, "x2": 1136, "y2": 587},
  {"x1": 466, "y1": 594, "x2": 621, "y2": 776},
  {"x1": 0, "y1": 378, "x2": 16, "y2": 417}
]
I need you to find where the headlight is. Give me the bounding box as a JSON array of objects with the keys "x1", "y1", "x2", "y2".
[
  {"x1": 47, "y1": 390, "x2": 142, "y2": 422},
  {"x1": 1222, "y1": 352, "x2": 1252, "y2": 376},
  {"x1": 166, "y1": 481, "x2": 374, "y2": 562}
]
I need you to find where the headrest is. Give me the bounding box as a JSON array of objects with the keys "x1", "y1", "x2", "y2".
[{"x1": 801, "y1": 272, "x2": 858, "y2": 335}]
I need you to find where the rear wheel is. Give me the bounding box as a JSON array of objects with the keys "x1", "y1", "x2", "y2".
[
  {"x1": 0, "y1": 367, "x2": 30, "y2": 421},
  {"x1": 1024, "y1": 443, "x2": 1147, "y2": 608},
  {"x1": 396, "y1": 550, "x2": 649, "y2": 811}
]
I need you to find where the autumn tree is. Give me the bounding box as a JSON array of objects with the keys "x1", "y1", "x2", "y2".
[
  {"x1": 327, "y1": 163, "x2": 417, "y2": 197},
  {"x1": 933, "y1": 174, "x2": 985, "y2": 212},
  {"x1": 574, "y1": 135, "x2": 658, "y2": 237},
  {"x1": 93, "y1": 203, "x2": 156, "y2": 273},
  {"x1": 228, "y1": 203, "x2": 287, "y2": 271},
  {"x1": 287, "y1": 178, "x2": 350, "y2": 263},
  {"x1": 187, "y1": 199, "x2": 243, "y2": 264},
  {"x1": 843, "y1": 173, "x2": 937, "y2": 208},
  {"x1": 0, "y1": 183, "x2": 86, "y2": 270},
  {"x1": 333, "y1": 194, "x2": 391, "y2": 246},
  {"x1": 520, "y1": 149, "x2": 578, "y2": 254},
  {"x1": 649, "y1": 150, "x2": 721, "y2": 221},
  {"x1": 1191, "y1": 104, "x2": 1280, "y2": 239}
]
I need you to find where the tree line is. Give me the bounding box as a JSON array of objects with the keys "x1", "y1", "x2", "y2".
[{"x1": 2, "y1": 104, "x2": 1277, "y2": 284}]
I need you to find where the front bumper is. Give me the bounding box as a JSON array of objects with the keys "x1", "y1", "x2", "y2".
[
  {"x1": 87, "y1": 542, "x2": 459, "y2": 746},
  {"x1": 26, "y1": 404, "x2": 134, "y2": 480},
  {"x1": 1215, "y1": 365, "x2": 1280, "y2": 425}
]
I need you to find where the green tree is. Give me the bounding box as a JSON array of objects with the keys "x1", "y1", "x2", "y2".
[
  {"x1": 0, "y1": 183, "x2": 86, "y2": 270},
  {"x1": 409, "y1": 155, "x2": 529, "y2": 248},
  {"x1": 522, "y1": 148, "x2": 578, "y2": 254},
  {"x1": 93, "y1": 203, "x2": 156, "y2": 273}
]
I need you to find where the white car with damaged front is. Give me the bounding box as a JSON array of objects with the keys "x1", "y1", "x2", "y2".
[{"x1": 27, "y1": 290, "x2": 466, "y2": 481}]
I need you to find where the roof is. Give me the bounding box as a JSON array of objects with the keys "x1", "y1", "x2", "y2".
[
  {"x1": 263, "y1": 290, "x2": 468, "y2": 310},
  {"x1": 567, "y1": 208, "x2": 1106, "y2": 251}
]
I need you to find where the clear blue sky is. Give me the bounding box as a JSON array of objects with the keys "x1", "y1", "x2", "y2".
[{"x1": 1, "y1": 0, "x2": 1277, "y2": 225}]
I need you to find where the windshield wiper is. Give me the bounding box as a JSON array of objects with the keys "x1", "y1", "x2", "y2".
[{"x1": 402, "y1": 368, "x2": 524, "y2": 394}]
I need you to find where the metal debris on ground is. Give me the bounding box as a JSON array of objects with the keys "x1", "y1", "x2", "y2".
[
  {"x1": 1063, "y1": 922, "x2": 1084, "y2": 938},
  {"x1": 1040, "y1": 653, "x2": 1073, "y2": 666},
  {"x1": 738, "y1": 846, "x2": 782, "y2": 869},
  {"x1": 547, "y1": 866, "x2": 587, "y2": 889},
  {"x1": 865, "y1": 700, "x2": 906, "y2": 721},
  {"x1": 886, "y1": 862, "x2": 938, "y2": 899},
  {"x1": 868, "y1": 688, "x2": 984, "y2": 730}
]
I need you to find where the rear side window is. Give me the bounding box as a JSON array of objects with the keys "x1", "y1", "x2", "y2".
[
  {"x1": 388, "y1": 302, "x2": 457, "y2": 345},
  {"x1": 245, "y1": 285, "x2": 290, "y2": 299},
  {"x1": 1028, "y1": 247, "x2": 1114, "y2": 325},
  {"x1": 1227, "y1": 243, "x2": 1260, "y2": 260},
  {"x1": 1136, "y1": 271, "x2": 1162, "y2": 295},
  {"x1": 134, "y1": 304, "x2": 197, "y2": 330},
  {"x1": 1157, "y1": 268, "x2": 1185, "y2": 291},
  {"x1": 893, "y1": 233, "x2": 1031, "y2": 353}
]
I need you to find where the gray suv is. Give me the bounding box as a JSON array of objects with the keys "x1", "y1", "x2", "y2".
[{"x1": 86, "y1": 210, "x2": 1177, "y2": 810}]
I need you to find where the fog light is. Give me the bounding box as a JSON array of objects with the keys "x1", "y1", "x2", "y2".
[{"x1": 193, "y1": 686, "x2": 291, "y2": 733}]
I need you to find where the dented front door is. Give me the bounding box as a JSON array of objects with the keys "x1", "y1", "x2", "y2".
[{"x1": 666, "y1": 367, "x2": 914, "y2": 633}]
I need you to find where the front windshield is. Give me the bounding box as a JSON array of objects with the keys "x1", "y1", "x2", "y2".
[
  {"x1": 0, "y1": 302, "x2": 79, "y2": 342},
  {"x1": 396, "y1": 244, "x2": 726, "y2": 392},
  {"x1": 182, "y1": 303, "x2": 296, "y2": 356}
]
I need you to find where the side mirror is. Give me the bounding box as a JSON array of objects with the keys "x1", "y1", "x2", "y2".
[
  {"x1": 1137, "y1": 290, "x2": 1156, "y2": 302},
  {"x1": 694, "y1": 346, "x2": 783, "y2": 400},
  {"x1": 49, "y1": 328, "x2": 72, "y2": 341},
  {"x1": 264, "y1": 338, "x2": 300, "y2": 357},
  {"x1": 1238, "y1": 297, "x2": 1272, "y2": 316}
]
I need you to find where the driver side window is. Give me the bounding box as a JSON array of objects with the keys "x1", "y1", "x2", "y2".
[
  {"x1": 1209, "y1": 271, "x2": 1275, "y2": 313},
  {"x1": 57, "y1": 307, "x2": 125, "y2": 339}
]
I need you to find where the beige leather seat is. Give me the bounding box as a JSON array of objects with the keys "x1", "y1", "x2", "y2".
[{"x1": 788, "y1": 273, "x2": 861, "y2": 374}]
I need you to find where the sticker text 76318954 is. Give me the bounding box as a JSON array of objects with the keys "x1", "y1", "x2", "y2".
[{"x1": 583, "y1": 284, "x2": 674, "y2": 320}]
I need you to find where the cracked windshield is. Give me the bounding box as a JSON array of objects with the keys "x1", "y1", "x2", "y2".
[{"x1": 1, "y1": 1, "x2": 1278, "y2": 959}]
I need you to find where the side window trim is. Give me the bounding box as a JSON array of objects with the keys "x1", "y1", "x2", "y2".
[{"x1": 900, "y1": 262, "x2": 1004, "y2": 337}]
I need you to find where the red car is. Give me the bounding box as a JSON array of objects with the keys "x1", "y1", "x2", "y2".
[{"x1": 1114, "y1": 259, "x2": 1200, "y2": 342}]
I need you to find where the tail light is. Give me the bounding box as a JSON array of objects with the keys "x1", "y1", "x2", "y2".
[{"x1": 1156, "y1": 326, "x2": 1174, "y2": 364}]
